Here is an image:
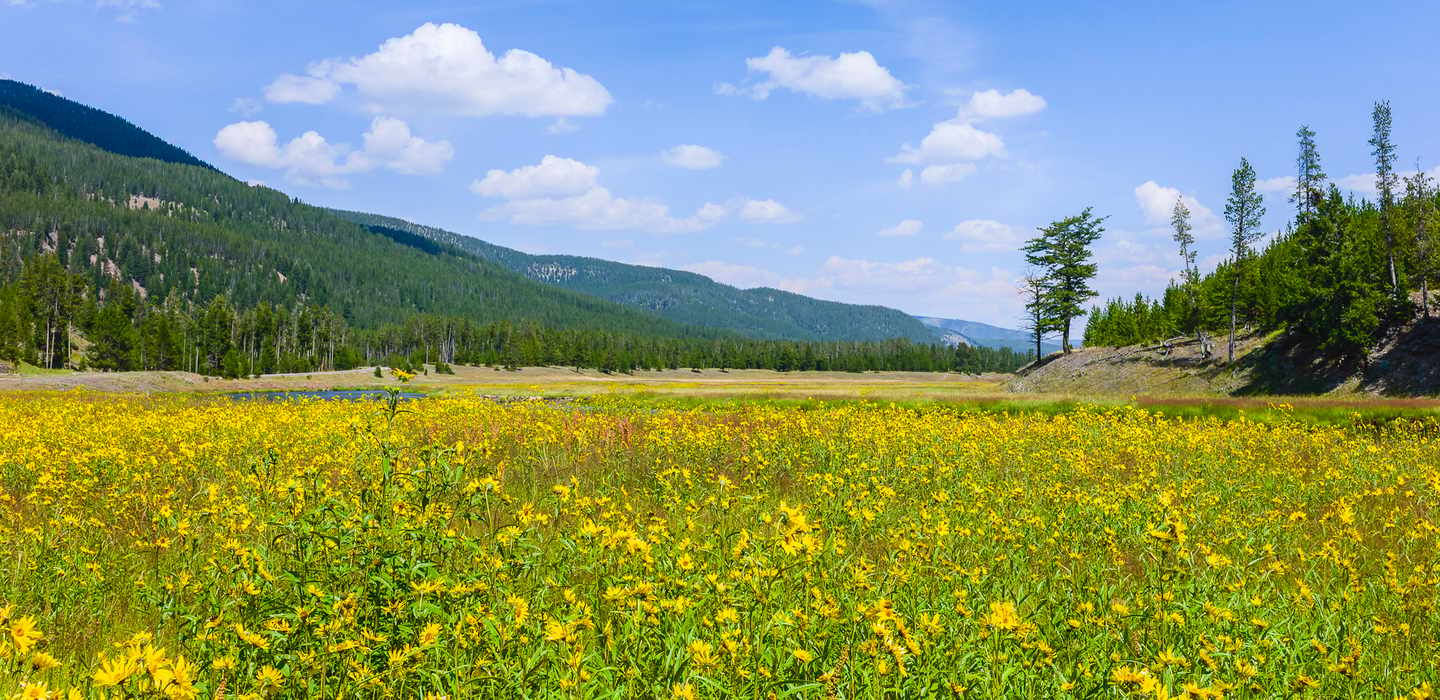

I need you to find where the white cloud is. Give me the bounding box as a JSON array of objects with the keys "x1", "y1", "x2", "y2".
[
  {"x1": 1336, "y1": 173, "x2": 1377, "y2": 195},
  {"x1": 1262, "y1": 166, "x2": 1440, "y2": 198},
  {"x1": 1256, "y1": 175, "x2": 1296, "y2": 194},
  {"x1": 897, "y1": 169, "x2": 915, "y2": 189},
  {"x1": 213, "y1": 117, "x2": 451, "y2": 188},
  {"x1": 482, "y1": 187, "x2": 724, "y2": 234},
  {"x1": 723, "y1": 46, "x2": 907, "y2": 111},
  {"x1": 681, "y1": 255, "x2": 1026, "y2": 324},
  {"x1": 264, "y1": 74, "x2": 341, "y2": 105},
  {"x1": 945, "y1": 219, "x2": 1026, "y2": 252},
  {"x1": 738, "y1": 198, "x2": 800, "y2": 224},
  {"x1": 661, "y1": 144, "x2": 725, "y2": 170},
  {"x1": 878, "y1": 219, "x2": 923, "y2": 237},
  {"x1": 891, "y1": 121, "x2": 1004, "y2": 164},
  {"x1": 471, "y1": 155, "x2": 598, "y2": 199},
  {"x1": 960, "y1": 88, "x2": 1047, "y2": 121},
  {"x1": 1134, "y1": 181, "x2": 1220, "y2": 232},
  {"x1": 281, "y1": 23, "x2": 612, "y2": 118},
  {"x1": 794, "y1": 256, "x2": 1022, "y2": 318},
  {"x1": 888, "y1": 87, "x2": 1043, "y2": 184},
  {"x1": 360, "y1": 116, "x2": 454, "y2": 175},
  {"x1": 472, "y1": 156, "x2": 790, "y2": 233},
  {"x1": 919, "y1": 163, "x2": 976, "y2": 185}
]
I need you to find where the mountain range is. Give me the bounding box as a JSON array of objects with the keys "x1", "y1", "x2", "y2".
[
  {"x1": 915, "y1": 316, "x2": 1060, "y2": 355},
  {"x1": 0, "y1": 78, "x2": 1030, "y2": 351}
]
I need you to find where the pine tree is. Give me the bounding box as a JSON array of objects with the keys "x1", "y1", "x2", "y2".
[
  {"x1": 1370, "y1": 101, "x2": 1400, "y2": 295},
  {"x1": 1170, "y1": 196, "x2": 1200, "y2": 337},
  {"x1": 1224, "y1": 157, "x2": 1266, "y2": 363},
  {"x1": 1292, "y1": 125, "x2": 1326, "y2": 220},
  {"x1": 1405, "y1": 168, "x2": 1436, "y2": 318},
  {"x1": 1020, "y1": 272, "x2": 1052, "y2": 361},
  {"x1": 1024, "y1": 208, "x2": 1106, "y2": 353}
]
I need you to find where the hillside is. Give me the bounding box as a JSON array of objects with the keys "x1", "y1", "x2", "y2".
[
  {"x1": 330, "y1": 209, "x2": 946, "y2": 344},
  {"x1": 0, "y1": 103, "x2": 705, "y2": 336},
  {"x1": 0, "y1": 80, "x2": 212, "y2": 169},
  {"x1": 1010, "y1": 316, "x2": 1440, "y2": 397},
  {"x1": 915, "y1": 315, "x2": 1059, "y2": 355}
]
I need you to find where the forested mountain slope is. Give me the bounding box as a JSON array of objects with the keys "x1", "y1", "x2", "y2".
[
  {"x1": 0, "y1": 112, "x2": 704, "y2": 336},
  {"x1": 331, "y1": 209, "x2": 946, "y2": 343},
  {"x1": 0, "y1": 79, "x2": 211, "y2": 169}
]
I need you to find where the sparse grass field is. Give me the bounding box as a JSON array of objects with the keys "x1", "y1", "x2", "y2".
[{"x1": 2, "y1": 377, "x2": 1439, "y2": 698}]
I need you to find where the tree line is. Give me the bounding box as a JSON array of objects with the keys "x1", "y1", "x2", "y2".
[
  {"x1": 1082, "y1": 101, "x2": 1437, "y2": 364},
  {"x1": 0, "y1": 256, "x2": 1030, "y2": 376}
]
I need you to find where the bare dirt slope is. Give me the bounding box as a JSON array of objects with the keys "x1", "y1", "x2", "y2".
[{"x1": 1009, "y1": 316, "x2": 1440, "y2": 398}]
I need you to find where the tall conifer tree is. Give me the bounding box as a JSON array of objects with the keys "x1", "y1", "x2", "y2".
[
  {"x1": 1224, "y1": 157, "x2": 1266, "y2": 363},
  {"x1": 1024, "y1": 208, "x2": 1106, "y2": 353},
  {"x1": 1292, "y1": 125, "x2": 1326, "y2": 220},
  {"x1": 1370, "y1": 101, "x2": 1400, "y2": 295}
]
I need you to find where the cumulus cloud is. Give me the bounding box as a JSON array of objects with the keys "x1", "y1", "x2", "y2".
[
  {"x1": 473, "y1": 155, "x2": 731, "y2": 233},
  {"x1": 960, "y1": 88, "x2": 1047, "y2": 121},
  {"x1": 945, "y1": 219, "x2": 1027, "y2": 252},
  {"x1": 264, "y1": 74, "x2": 341, "y2": 105},
  {"x1": 738, "y1": 198, "x2": 800, "y2": 224},
  {"x1": 267, "y1": 23, "x2": 612, "y2": 118},
  {"x1": 891, "y1": 121, "x2": 1004, "y2": 165},
  {"x1": 1258, "y1": 166, "x2": 1440, "y2": 199},
  {"x1": 720, "y1": 46, "x2": 907, "y2": 111},
  {"x1": 360, "y1": 117, "x2": 454, "y2": 175},
  {"x1": 482, "y1": 187, "x2": 726, "y2": 234},
  {"x1": 1256, "y1": 175, "x2": 1296, "y2": 194},
  {"x1": 661, "y1": 144, "x2": 725, "y2": 170},
  {"x1": 470, "y1": 155, "x2": 599, "y2": 199},
  {"x1": 794, "y1": 256, "x2": 1023, "y2": 320},
  {"x1": 878, "y1": 219, "x2": 923, "y2": 237},
  {"x1": 1134, "y1": 181, "x2": 1220, "y2": 232},
  {"x1": 213, "y1": 117, "x2": 452, "y2": 188},
  {"x1": 889, "y1": 87, "x2": 1044, "y2": 184},
  {"x1": 472, "y1": 156, "x2": 794, "y2": 233},
  {"x1": 682, "y1": 255, "x2": 1027, "y2": 324}
]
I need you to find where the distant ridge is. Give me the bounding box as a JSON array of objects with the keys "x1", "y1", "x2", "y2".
[
  {"x1": 329, "y1": 209, "x2": 948, "y2": 344},
  {"x1": 0, "y1": 79, "x2": 213, "y2": 170},
  {"x1": 915, "y1": 316, "x2": 1058, "y2": 355}
]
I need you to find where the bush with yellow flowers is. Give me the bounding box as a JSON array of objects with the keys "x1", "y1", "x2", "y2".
[{"x1": 1, "y1": 392, "x2": 1439, "y2": 697}]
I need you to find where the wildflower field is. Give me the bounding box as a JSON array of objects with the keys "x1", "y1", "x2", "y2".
[{"x1": 1, "y1": 392, "x2": 1438, "y2": 698}]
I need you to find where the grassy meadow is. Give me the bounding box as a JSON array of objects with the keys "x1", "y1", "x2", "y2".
[{"x1": 2, "y1": 386, "x2": 1439, "y2": 698}]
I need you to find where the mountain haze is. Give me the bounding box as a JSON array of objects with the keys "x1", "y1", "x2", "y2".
[{"x1": 916, "y1": 316, "x2": 1060, "y2": 355}]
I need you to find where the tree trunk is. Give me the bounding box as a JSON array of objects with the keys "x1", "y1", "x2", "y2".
[
  {"x1": 1423, "y1": 277, "x2": 1431, "y2": 319},
  {"x1": 1388, "y1": 247, "x2": 1398, "y2": 296},
  {"x1": 1228, "y1": 272, "x2": 1239, "y2": 364},
  {"x1": 1062, "y1": 317, "x2": 1072, "y2": 354}
]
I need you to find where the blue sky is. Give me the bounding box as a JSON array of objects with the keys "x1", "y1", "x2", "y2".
[{"x1": 4, "y1": 0, "x2": 1438, "y2": 327}]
